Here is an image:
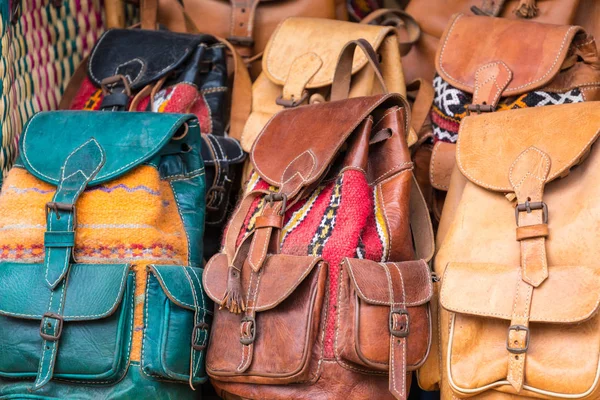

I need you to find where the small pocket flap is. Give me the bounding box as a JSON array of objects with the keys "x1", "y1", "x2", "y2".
[
  {"x1": 19, "y1": 111, "x2": 198, "y2": 186},
  {"x1": 344, "y1": 258, "x2": 433, "y2": 307},
  {"x1": 456, "y1": 103, "x2": 600, "y2": 192},
  {"x1": 204, "y1": 253, "x2": 323, "y2": 311},
  {"x1": 436, "y1": 13, "x2": 584, "y2": 96},
  {"x1": 262, "y1": 17, "x2": 394, "y2": 89},
  {"x1": 441, "y1": 263, "x2": 600, "y2": 323},
  {"x1": 88, "y1": 29, "x2": 217, "y2": 90},
  {"x1": 148, "y1": 265, "x2": 210, "y2": 313},
  {"x1": 0, "y1": 263, "x2": 129, "y2": 321}
]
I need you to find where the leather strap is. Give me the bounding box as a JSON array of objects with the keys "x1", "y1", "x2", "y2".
[
  {"x1": 105, "y1": 0, "x2": 125, "y2": 28},
  {"x1": 228, "y1": 0, "x2": 261, "y2": 57},
  {"x1": 237, "y1": 265, "x2": 261, "y2": 373},
  {"x1": 33, "y1": 139, "x2": 106, "y2": 390},
  {"x1": 471, "y1": 61, "x2": 513, "y2": 111},
  {"x1": 410, "y1": 174, "x2": 434, "y2": 263},
  {"x1": 140, "y1": 0, "x2": 158, "y2": 29},
  {"x1": 280, "y1": 52, "x2": 322, "y2": 107},
  {"x1": 331, "y1": 39, "x2": 388, "y2": 102},
  {"x1": 360, "y1": 9, "x2": 421, "y2": 56},
  {"x1": 505, "y1": 146, "x2": 551, "y2": 391},
  {"x1": 181, "y1": 266, "x2": 207, "y2": 389},
  {"x1": 406, "y1": 79, "x2": 434, "y2": 136},
  {"x1": 385, "y1": 263, "x2": 409, "y2": 400}
]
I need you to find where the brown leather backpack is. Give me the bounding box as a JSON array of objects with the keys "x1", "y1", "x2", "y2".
[
  {"x1": 429, "y1": 101, "x2": 600, "y2": 399},
  {"x1": 423, "y1": 14, "x2": 600, "y2": 223},
  {"x1": 203, "y1": 40, "x2": 435, "y2": 400}
]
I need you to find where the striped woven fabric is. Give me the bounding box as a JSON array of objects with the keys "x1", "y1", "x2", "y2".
[{"x1": 0, "y1": 0, "x2": 105, "y2": 182}]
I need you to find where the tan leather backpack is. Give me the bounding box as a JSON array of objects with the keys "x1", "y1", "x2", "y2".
[
  {"x1": 424, "y1": 14, "x2": 600, "y2": 222},
  {"x1": 427, "y1": 101, "x2": 600, "y2": 399},
  {"x1": 240, "y1": 17, "x2": 417, "y2": 154},
  {"x1": 203, "y1": 41, "x2": 435, "y2": 400}
]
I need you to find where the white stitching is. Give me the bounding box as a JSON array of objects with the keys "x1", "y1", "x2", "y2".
[{"x1": 114, "y1": 58, "x2": 145, "y2": 85}]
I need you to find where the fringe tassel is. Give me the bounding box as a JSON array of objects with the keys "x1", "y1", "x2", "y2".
[
  {"x1": 220, "y1": 266, "x2": 246, "y2": 314},
  {"x1": 514, "y1": 0, "x2": 538, "y2": 18}
]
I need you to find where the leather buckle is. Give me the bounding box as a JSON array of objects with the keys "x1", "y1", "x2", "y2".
[
  {"x1": 191, "y1": 322, "x2": 209, "y2": 351},
  {"x1": 100, "y1": 75, "x2": 132, "y2": 97},
  {"x1": 466, "y1": 103, "x2": 494, "y2": 115},
  {"x1": 227, "y1": 36, "x2": 255, "y2": 47},
  {"x1": 275, "y1": 91, "x2": 309, "y2": 108},
  {"x1": 389, "y1": 309, "x2": 410, "y2": 338},
  {"x1": 206, "y1": 185, "x2": 227, "y2": 211},
  {"x1": 507, "y1": 325, "x2": 530, "y2": 354},
  {"x1": 265, "y1": 192, "x2": 287, "y2": 216},
  {"x1": 40, "y1": 313, "x2": 64, "y2": 342},
  {"x1": 514, "y1": 200, "x2": 548, "y2": 225},
  {"x1": 45, "y1": 202, "x2": 77, "y2": 226},
  {"x1": 240, "y1": 316, "x2": 256, "y2": 345}
]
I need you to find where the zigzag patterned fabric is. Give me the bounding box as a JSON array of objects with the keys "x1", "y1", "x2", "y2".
[
  {"x1": 0, "y1": 0, "x2": 104, "y2": 182},
  {"x1": 431, "y1": 74, "x2": 584, "y2": 143}
]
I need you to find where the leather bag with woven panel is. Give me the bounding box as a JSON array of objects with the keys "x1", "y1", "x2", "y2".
[
  {"x1": 240, "y1": 17, "x2": 417, "y2": 157},
  {"x1": 423, "y1": 14, "x2": 600, "y2": 224},
  {"x1": 431, "y1": 101, "x2": 600, "y2": 399},
  {"x1": 0, "y1": 111, "x2": 210, "y2": 398},
  {"x1": 203, "y1": 41, "x2": 435, "y2": 400},
  {"x1": 136, "y1": 0, "x2": 347, "y2": 77},
  {"x1": 61, "y1": 28, "x2": 249, "y2": 259}
]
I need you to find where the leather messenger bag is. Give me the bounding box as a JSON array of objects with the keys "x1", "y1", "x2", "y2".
[
  {"x1": 431, "y1": 102, "x2": 600, "y2": 399},
  {"x1": 203, "y1": 41, "x2": 435, "y2": 400}
]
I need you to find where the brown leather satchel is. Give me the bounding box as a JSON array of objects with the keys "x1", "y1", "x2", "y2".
[
  {"x1": 425, "y1": 14, "x2": 600, "y2": 222},
  {"x1": 240, "y1": 16, "x2": 416, "y2": 155},
  {"x1": 430, "y1": 101, "x2": 600, "y2": 399},
  {"x1": 203, "y1": 40, "x2": 435, "y2": 400},
  {"x1": 138, "y1": 0, "x2": 347, "y2": 77}
]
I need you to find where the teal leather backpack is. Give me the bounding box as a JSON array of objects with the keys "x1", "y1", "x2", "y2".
[{"x1": 0, "y1": 111, "x2": 210, "y2": 398}]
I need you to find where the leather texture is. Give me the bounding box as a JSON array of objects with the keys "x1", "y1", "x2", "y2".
[
  {"x1": 206, "y1": 91, "x2": 434, "y2": 400},
  {"x1": 0, "y1": 111, "x2": 209, "y2": 397},
  {"x1": 431, "y1": 102, "x2": 600, "y2": 399},
  {"x1": 240, "y1": 17, "x2": 412, "y2": 153}
]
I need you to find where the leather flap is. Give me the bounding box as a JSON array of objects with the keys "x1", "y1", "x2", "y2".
[
  {"x1": 441, "y1": 262, "x2": 600, "y2": 324},
  {"x1": 0, "y1": 263, "x2": 130, "y2": 321},
  {"x1": 436, "y1": 13, "x2": 584, "y2": 95},
  {"x1": 262, "y1": 17, "x2": 394, "y2": 88},
  {"x1": 456, "y1": 102, "x2": 600, "y2": 192},
  {"x1": 430, "y1": 141, "x2": 455, "y2": 191},
  {"x1": 148, "y1": 265, "x2": 210, "y2": 313},
  {"x1": 88, "y1": 29, "x2": 217, "y2": 89},
  {"x1": 203, "y1": 253, "x2": 323, "y2": 312},
  {"x1": 19, "y1": 111, "x2": 197, "y2": 186},
  {"x1": 344, "y1": 258, "x2": 433, "y2": 307},
  {"x1": 251, "y1": 94, "x2": 409, "y2": 188},
  {"x1": 201, "y1": 135, "x2": 246, "y2": 167}
]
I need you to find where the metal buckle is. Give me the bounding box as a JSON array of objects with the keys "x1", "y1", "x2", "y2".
[
  {"x1": 191, "y1": 322, "x2": 209, "y2": 351},
  {"x1": 100, "y1": 74, "x2": 132, "y2": 97},
  {"x1": 506, "y1": 325, "x2": 530, "y2": 354},
  {"x1": 466, "y1": 103, "x2": 494, "y2": 115},
  {"x1": 514, "y1": 200, "x2": 548, "y2": 225},
  {"x1": 275, "y1": 91, "x2": 309, "y2": 108},
  {"x1": 45, "y1": 202, "x2": 77, "y2": 226},
  {"x1": 40, "y1": 313, "x2": 64, "y2": 341},
  {"x1": 240, "y1": 316, "x2": 256, "y2": 345},
  {"x1": 389, "y1": 309, "x2": 410, "y2": 338},
  {"x1": 227, "y1": 36, "x2": 255, "y2": 47},
  {"x1": 206, "y1": 185, "x2": 227, "y2": 211},
  {"x1": 265, "y1": 192, "x2": 287, "y2": 216}
]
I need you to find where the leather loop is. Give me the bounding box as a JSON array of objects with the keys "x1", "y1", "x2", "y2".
[
  {"x1": 255, "y1": 215, "x2": 284, "y2": 230},
  {"x1": 516, "y1": 224, "x2": 549, "y2": 241},
  {"x1": 139, "y1": 0, "x2": 158, "y2": 30},
  {"x1": 360, "y1": 8, "x2": 421, "y2": 56},
  {"x1": 330, "y1": 39, "x2": 388, "y2": 102}
]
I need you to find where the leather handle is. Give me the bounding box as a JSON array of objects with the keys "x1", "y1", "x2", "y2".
[
  {"x1": 105, "y1": 0, "x2": 126, "y2": 28},
  {"x1": 360, "y1": 9, "x2": 421, "y2": 56},
  {"x1": 406, "y1": 78, "x2": 434, "y2": 136},
  {"x1": 140, "y1": 0, "x2": 158, "y2": 30},
  {"x1": 330, "y1": 39, "x2": 387, "y2": 102}
]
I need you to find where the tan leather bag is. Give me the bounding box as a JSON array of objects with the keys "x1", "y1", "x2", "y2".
[
  {"x1": 425, "y1": 14, "x2": 600, "y2": 222},
  {"x1": 138, "y1": 0, "x2": 347, "y2": 77},
  {"x1": 403, "y1": 0, "x2": 582, "y2": 83},
  {"x1": 203, "y1": 41, "x2": 435, "y2": 400},
  {"x1": 430, "y1": 101, "x2": 600, "y2": 399},
  {"x1": 240, "y1": 16, "x2": 416, "y2": 155}
]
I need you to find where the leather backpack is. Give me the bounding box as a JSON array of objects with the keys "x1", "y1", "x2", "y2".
[
  {"x1": 0, "y1": 111, "x2": 210, "y2": 398},
  {"x1": 240, "y1": 17, "x2": 418, "y2": 156},
  {"x1": 423, "y1": 14, "x2": 600, "y2": 222},
  {"x1": 429, "y1": 101, "x2": 600, "y2": 399},
  {"x1": 61, "y1": 28, "x2": 248, "y2": 259},
  {"x1": 203, "y1": 40, "x2": 435, "y2": 400}
]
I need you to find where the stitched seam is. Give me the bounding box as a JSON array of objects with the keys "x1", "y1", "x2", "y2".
[
  {"x1": 439, "y1": 15, "x2": 578, "y2": 92},
  {"x1": 430, "y1": 144, "x2": 447, "y2": 189},
  {"x1": 169, "y1": 181, "x2": 191, "y2": 266},
  {"x1": 379, "y1": 184, "x2": 392, "y2": 262},
  {"x1": 151, "y1": 267, "x2": 195, "y2": 309},
  {"x1": 181, "y1": 266, "x2": 202, "y2": 376},
  {"x1": 281, "y1": 150, "x2": 316, "y2": 187},
  {"x1": 372, "y1": 108, "x2": 397, "y2": 130},
  {"x1": 141, "y1": 271, "x2": 152, "y2": 375},
  {"x1": 115, "y1": 58, "x2": 145, "y2": 84},
  {"x1": 256, "y1": 259, "x2": 318, "y2": 310}
]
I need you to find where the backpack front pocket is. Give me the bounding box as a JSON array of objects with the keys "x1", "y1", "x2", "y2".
[
  {"x1": 141, "y1": 265, "x2": 210, "y2": 385},
  {"x1": 0, "y1": 262, "x2": 134, "y2": 383}
]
